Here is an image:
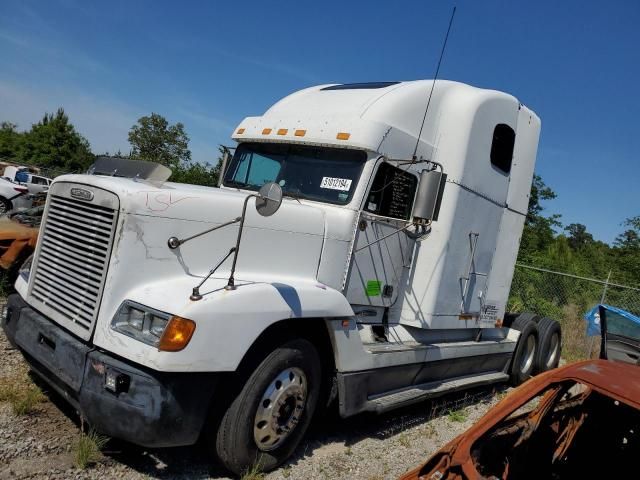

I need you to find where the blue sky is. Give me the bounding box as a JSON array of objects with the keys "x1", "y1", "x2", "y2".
[{"x1": 1, "y1": 0, "x2": 638, "y2": 244}]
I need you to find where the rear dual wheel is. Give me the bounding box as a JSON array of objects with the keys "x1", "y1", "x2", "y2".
[
  {"x1": 213, "y1": 339, "x2": 321, "y2": 476},
  {"x1": 510, "y1": 314, "x2": 539, "y2": 386},
  {"x1": 535, "y1": 317, "x2": 561, "y2": 373},
  {"x1": 509, "y1": 313, "x2": 562, "y2": 385}
]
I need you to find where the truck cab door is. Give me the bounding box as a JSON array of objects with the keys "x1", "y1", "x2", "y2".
[{"x1": 345, "y1": 162, "x2": 418, "y2": 309}]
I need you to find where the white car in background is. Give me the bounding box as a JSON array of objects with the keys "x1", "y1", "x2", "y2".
[
  {"x1": 3, "y1": 166, "x2": 52, "y2": 195},
  {"x1": 17, "y1": 173, "x2": 52, "y2": 195},
  {"x1": 0, "y1": 177, "x2": 31, "y2": 214}
]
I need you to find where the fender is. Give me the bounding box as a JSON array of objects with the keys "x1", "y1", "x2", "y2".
[{"x1": 93, "y1": 275, "x2": 354, "y2": 373}]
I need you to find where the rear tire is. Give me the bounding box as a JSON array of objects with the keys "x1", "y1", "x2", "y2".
[
  {"x1": 509, "y1": 313, "x2": 539, "y2": 386},
  {"x1": 535, "y1": 317, "x2": 561, "y2": 373},
  {"x1": 214, "y1": 339, "x2": 321, "y2": 476}
]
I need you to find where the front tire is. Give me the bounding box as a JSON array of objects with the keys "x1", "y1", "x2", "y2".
[{"x1": 214, "y1": 339, "x2": 321, "y2": 476}]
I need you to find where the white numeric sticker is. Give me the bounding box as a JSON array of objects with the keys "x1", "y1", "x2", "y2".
[{"x1": 320, "y1": 177, "x2": 352, "y2": 191}]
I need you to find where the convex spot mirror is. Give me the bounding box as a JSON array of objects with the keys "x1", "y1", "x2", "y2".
[
  {"x1": 412, "y1": 169, "x2": 447, "y2": 224},
  {"x1": 255, "y1": 182, "x2": 283, "y2": 217}
]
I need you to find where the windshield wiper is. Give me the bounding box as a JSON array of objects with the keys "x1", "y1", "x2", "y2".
[
  {"x1": 282, "y1": 190, "x2": 307, "y2": 201},
  {"x1": 224, "y1": 179, "x2": 250, "y2": 188}
]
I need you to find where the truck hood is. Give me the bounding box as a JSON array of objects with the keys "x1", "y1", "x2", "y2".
[{"x1": 53, "y1": 175, "x2": 328, "y2": 285}]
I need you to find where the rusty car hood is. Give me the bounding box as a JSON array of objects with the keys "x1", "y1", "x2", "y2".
[{"x1": 400, "y1": 359, "x2": 640, "y2": 480}]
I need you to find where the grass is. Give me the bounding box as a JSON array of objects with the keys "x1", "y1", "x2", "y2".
[
  {"x1": 73, "y1": 429, "x2": 109, "y2": 469},
  {"x1": 423, "y1": 423, "x2": 437, "y2": 438},
  {"x1": 561, "y1": 303, "x2": 596, "y2": 363},
  {"x1": 398, "y1": 432, "x2": 411, "y2": 447},
  {"x1": 240, "y1": 465, "x2": 265, "y2": 480},
  {"x1": 447, "y1": 408, "x2": 468, "y2": 423},
  {"x1": 0, "y1": 377, "x2": 46, "y2": 415}
]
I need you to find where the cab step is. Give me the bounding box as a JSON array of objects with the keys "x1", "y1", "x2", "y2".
[{"x1": 366, "y1": 371, "x2": 509, "y2": 413}]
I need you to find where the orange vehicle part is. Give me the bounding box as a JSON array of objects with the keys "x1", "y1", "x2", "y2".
[
  {"x1": 0, "y1": 218, "x2": 38, "y2": 270},
  {"x1": 400, "y1": 360, "x2": 640, "y2": 480}
]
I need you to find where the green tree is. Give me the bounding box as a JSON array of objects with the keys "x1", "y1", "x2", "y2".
[
  {"x1": 0, "y1": 122, "x2": 24, "y2": 161},
  {"x1": 128, "y1": 113, "x2": 191, "y2": 168},
  {"x1": 614, "y1": 216, "x2": 640, "y2": 250},
  {"x1": 526, "y1": 174, "x2": 557, "y2": 224},
  {"x1": 612, "y1": 216, "x2": 640, "y2": 284},
  {"x1": 564, "y1": 223, "x2": 594, "y2": 250},
  {"x1": 519, "y1": 174, "x2": 562, "y2": 260},
  {"x1": 128, "y1": 113, "x2": 222, "y2": 186},
  {"x1": 19, "y1": 108, "x2": 94, "y2": 171}
]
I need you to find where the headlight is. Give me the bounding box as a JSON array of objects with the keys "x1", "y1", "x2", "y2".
[
  {"x1": 19, "y1": 254, "x2": 34, "y2": 282},
  {"x1": 111, "y1": 301, "x2": 195, "y2": 351}
]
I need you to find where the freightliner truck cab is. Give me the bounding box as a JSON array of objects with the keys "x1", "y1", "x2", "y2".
[{"x1": 2, "y1": 80, "x2": 559, "y2": 475}]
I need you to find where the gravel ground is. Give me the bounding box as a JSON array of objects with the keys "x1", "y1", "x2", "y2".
[{"x1": 0, "y1": 329, "x2": 508, "y2": 480}]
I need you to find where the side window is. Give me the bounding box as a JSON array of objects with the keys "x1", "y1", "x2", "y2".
[
  {"x1": 365, "y1": 163, "x2": 417, "y2": 220},
  {"x1": 490, "y1": 124, "x2": 515, "y2": 174}
]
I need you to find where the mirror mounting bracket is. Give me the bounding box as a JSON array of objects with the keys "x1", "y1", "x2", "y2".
[{"x1": 224, "y1": 193, "x2": 256, "y2": 290}]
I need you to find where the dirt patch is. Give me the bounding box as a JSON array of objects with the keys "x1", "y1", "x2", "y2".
[{"x1": 0, "y1": 329, "x2": 507, "y2": 479}]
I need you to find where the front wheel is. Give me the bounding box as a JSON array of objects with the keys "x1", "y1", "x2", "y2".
[{"x1": 214, "y1": 339, "x2": 321, "y2": 476}]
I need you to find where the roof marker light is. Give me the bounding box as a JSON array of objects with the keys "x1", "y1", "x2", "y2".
[
  {"x1": 336, "y1": 132, "x2": 351, "y2": 140},
  {"x1": 262, "y1": 128, "x2": 272, "y2": 135},
  {"x1": 294, "y1": 129, "x2": 306, "y2": 137},
  {"x1": 236, "y1": 128, "x2": 245, "y2": 134},
  {"x1": 277, "y1": 128, "x2": 288, "y2": 135}
]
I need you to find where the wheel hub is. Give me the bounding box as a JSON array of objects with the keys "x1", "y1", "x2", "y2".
[
  {"x1": 253, "y1": 367, "x2": 307, "y2": 451},
  {"x1": 520, "y1": 334, "x2": 536, "y2": 374},
  {"x1": 545, "y1": 332, "x2": 560, "y2": 369}
]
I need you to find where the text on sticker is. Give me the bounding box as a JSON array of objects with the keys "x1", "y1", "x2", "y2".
[{"x1": 320, "y1": 177, "x2": 352, "y2": 191}]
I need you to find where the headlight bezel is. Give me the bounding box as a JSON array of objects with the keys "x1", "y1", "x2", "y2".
[
  {"x1": 18, "y1": 254, "x2": 34, "y2": 282},
  {"x1": 111, "y1": 300, "x2": 172, "y2": 348}
]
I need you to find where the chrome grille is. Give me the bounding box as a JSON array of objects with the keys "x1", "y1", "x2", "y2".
[{"x1": 29, "y1": 183, "x2": 119, "y2": 340}]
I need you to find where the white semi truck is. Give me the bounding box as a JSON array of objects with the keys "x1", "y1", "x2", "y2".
[{"x1": 2, "y1": 80, "x2": 560, "y2": 475}]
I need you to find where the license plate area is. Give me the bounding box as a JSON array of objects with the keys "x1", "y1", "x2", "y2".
[{"x1": 14, "y1": 308, "x2": 91, "y2": 392}]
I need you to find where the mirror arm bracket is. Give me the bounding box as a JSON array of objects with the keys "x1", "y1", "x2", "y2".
[
  {"x1": 190, "y1": 247, "x2": 237, "y2": 301},
  {"x1": 168, "y1": 217, "x2": 241, "y2": 250},
  {"x1": 225, "y1": 194, "x2": 257, "y2": 290}
]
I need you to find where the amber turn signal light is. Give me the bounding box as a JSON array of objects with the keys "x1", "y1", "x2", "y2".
[{"x1": 158, "y1": 316, "x2": 196, "y2": 352}]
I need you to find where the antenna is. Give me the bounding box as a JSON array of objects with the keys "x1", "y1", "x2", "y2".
[
  {"x1": 367, "y1": 7, "x2": 457, "y2": 196},
  {"x1": 412, "y1": 6, "x2": 457, "y2": 160}
]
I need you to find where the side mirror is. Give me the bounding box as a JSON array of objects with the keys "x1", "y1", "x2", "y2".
[
  {"x1": 412, "y1": 169, "x2": 447, "y2": 224},
  {"x1": 255, "y1": 182, "x2": 283, "y2": 217}
]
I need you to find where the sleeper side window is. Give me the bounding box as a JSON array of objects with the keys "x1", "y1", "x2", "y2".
[
  {"x1": 365, "y1": 163, "x2": 417, "y2": 221},
  {"x1": 490, "y1": 124, "x2": 515, "y2": 174}
]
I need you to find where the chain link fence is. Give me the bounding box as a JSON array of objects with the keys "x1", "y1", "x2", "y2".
[{"x1": 508, "y1": 263, "x2": 640, "y2": 362}]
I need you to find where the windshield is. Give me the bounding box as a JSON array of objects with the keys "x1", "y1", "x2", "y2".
[{"x1": 223, "y1": 143, "x2": 367, "y2": 205}]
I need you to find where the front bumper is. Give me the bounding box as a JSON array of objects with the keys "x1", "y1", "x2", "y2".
[{"x1": 2, "y1": 293, "x2": 218, "y2": 448}]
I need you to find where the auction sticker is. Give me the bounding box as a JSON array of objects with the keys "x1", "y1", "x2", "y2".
[
  {"x1": 480, "y1": 300, "x2": 503, "y2": 325},
  {"x1": 320, "y1": 177, "x2": 352, "y2": 191}
]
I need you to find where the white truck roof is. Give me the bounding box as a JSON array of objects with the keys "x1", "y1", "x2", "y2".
[{"x1": 232, "y1": 80, "x2": 529, "y2": 161}]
